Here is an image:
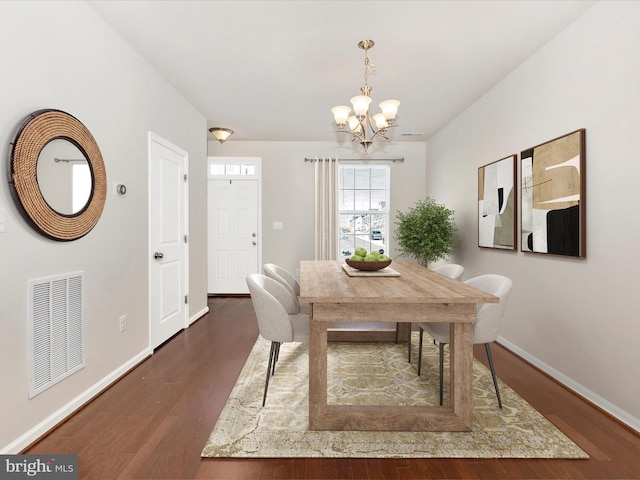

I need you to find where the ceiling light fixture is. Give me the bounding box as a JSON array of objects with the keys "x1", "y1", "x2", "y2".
[
  {"x1": 331, "y1": 39, "x2": 400, "y2": 154},
  {"x1": 209, "y1": 127, "x2": 234, "y2": 144}
]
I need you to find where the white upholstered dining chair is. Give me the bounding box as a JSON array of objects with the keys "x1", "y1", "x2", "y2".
[
  {"x1": 417, "y1": 274, "x2": 512, "y2": 408},
  {"x1": 263, "y1": 263, "x2": 309, "y2": 313},
  {"x1": 399, "y1": 263, "x2": 465, "y2": 362},
  {"x1": 246, "y1": 273, "x2": 310, "y2": 406}
]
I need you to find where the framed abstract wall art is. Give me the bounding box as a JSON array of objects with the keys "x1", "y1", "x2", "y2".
[
  {"x1": 520, "y1": 129, "x2": 586, "y2": 258},
  {"x1": 478, "y1": 155, "x2": 517, "y2": 250}
]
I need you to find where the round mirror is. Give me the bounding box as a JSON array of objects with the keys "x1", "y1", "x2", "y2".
[
  {"x1": 36, "y1": 139, "x2": 92, "y2": 215},
  {"x1": 9, "y1": 109, "x2": 107, "y2": 241}
]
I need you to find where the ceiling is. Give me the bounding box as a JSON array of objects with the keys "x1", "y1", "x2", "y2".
[{"x1": 88, "y1": 1, "x2": 596, "y2": 145}]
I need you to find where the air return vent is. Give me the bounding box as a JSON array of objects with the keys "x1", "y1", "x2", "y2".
[{"x1": 28, "y1": 272, "x2": 85, "y2": 398}]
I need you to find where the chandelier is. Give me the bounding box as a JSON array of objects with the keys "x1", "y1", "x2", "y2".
[{"x1": 331, "y1": 39, "x2": 400, "y2": 154}]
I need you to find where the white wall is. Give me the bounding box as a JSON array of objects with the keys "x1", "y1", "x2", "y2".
[
  {"x1": 207, "y1": 141, "x2": 427, "y2": 276},
  {"x1": 425, "y1": 1, "x2": 640, "y2": 429},
  {"x1": 0, "y1": 1, "x2": 208, "y2": 451}
]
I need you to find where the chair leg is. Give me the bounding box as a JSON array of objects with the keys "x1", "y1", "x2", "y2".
[
  {"x1": 272, "y1": 342, "x2": 280, "y2": 375},
  {"x1": 439, "y1": 342, "x2": 445, "y2": 406},
  {"x1": 407, "y1": 323, "x2": 412, "y2": 362},
  {"x1": 263, "y1": 341, "x2": 278, "y2": 406},
  {"x1": 417, "y1": 327, "x2": 424, "y2": 376},
  {"x1": 395, "y1": 322, "x2": 399, "y2": 343},
  {"x1": 484, "y1": 343, "x2": 502, "y2": 409}
]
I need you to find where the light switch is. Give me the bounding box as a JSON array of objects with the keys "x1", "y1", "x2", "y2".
[{"x1": 272, "y1": 221, "x2": 283, "y2": 230}]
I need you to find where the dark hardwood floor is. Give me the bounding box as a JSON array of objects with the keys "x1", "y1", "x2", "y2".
[{"x1": 26, "y1": 297, "x2": 640, "y2": 479}]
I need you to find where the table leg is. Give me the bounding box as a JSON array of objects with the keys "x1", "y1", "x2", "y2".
[
  {"x1": 449, "y1": 321, "x2": 474, "y2": 429},
  {"x1": 308, "y1": 318, "x2": 327, "y2": 429}
]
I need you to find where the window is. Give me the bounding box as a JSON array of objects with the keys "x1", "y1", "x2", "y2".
[
  {"x1": 207, "y1": 157, "x2": 260, "y2": 179},
  {"x1": 209, "y1": 163, "x2": 256, "y2": 177},
  {"x1": 338, "y1": 164, "x2": 390, "y2": 258}
]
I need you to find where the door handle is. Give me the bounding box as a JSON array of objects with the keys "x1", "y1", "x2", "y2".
[{"x1": 154, "y1": 252, "x2": 164, "y2": 259}]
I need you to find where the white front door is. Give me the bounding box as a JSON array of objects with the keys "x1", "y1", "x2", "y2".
[
  {"x1": 208, "y1": 179, "x2": 259, "y2": 293},
  {"x1": 149, "y1": 133, "x2": 188, "y2": 349}
]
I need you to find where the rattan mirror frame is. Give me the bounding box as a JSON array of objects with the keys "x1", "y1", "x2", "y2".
[{"x1": 9, "y1": 109, "x2": 107, "y2": 241}]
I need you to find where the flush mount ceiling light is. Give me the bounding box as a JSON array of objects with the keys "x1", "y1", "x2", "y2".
[
  {"x1": 209, "y1": 127, "x2": 234, "y2": 144},
  {"x1": 331, "y1": 39, "x2": 400, "y2": 154}
]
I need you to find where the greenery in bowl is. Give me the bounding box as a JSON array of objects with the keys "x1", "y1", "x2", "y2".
[{"x1": 394, "y1": 197, "x2": 456, "y2": 266}]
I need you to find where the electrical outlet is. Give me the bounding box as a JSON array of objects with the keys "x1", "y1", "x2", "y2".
[{"x1": 119, "y1": 315, "x2": 127, "y2": 332}]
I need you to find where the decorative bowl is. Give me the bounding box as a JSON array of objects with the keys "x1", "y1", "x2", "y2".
[{"x1": 345, "y1": 259, "x2": 392, "y2": 271}]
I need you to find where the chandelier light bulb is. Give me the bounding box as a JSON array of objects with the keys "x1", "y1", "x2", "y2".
[
  {"x1": 379, "y1": 100, "x2": 400, "y2": 123},
  {"x1": 350, "y1": 95, "x2": 372, "y2": 119},
  {"x1": 373, "y1": 113, "x2": 388, "y2": 129},
  {"x1": 347, "y1": 116, "x2": 362, "y2": 133},
  {"x1": 331, "y1": 106, "x2": 351, "y2": 129}
]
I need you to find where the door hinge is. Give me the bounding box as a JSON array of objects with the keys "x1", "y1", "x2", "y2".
[
  {"x1": 184, "y1": 295, "x2": 188, "y2": 304},
  {"x1": 184, "y1": 234, "x2": 188, "y2": 243},
  {"x1": 184, "y1": 173, "x2": 188, "y2": 181}
]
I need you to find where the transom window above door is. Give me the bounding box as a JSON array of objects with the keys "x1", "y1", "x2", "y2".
[
  {"x1": 208, "y1": 162, "x2": 257, "y2": 177},
  {"x1": 338, "y1": 164, "x2": 390, "y2": 258}
]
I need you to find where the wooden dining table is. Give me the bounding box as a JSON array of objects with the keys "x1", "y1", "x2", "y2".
[{"x1": 299, "y1": 260, "x2": 498, "y2": 432}]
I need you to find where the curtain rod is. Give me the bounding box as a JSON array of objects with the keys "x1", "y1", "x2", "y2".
[
  {"x1": 304, "y1": 157, "x2": 404, "y2": 163},
  {"x1": 54, "y1": 158, "x2": 86, "y2": 163}
]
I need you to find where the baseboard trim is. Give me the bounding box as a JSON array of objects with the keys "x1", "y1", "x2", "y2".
[
  {"x1": 2, "y1": 348, "x2": 152, "y2": 454},
  {"x1": 6, "y1": 305, "x2": 223, "y2": 453},
  {"x1": 497, "y1": 335, "x2": 640, "y2": 434},
  {"x1": 8, "y1": 330, "x2": 636, "y2": 453},
  {"x1": 189, "y1": 305, "x2": 209, "y2": 326}
]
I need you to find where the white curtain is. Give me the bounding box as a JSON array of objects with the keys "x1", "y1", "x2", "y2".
[{"x1": 314, "y1": 157, "x2": 339, "y2": 260}]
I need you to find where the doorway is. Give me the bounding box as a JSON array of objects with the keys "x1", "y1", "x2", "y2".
[
  {"x1": 149, "y1": 133, "x2": 189, "y2": 349},
  {"x1": 207, "y1": 157, "x2": 261, "y2": 294}
]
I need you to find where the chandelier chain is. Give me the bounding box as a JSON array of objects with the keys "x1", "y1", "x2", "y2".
[{"x1": 363, "y1": 50, "x2": 376, "y2": 87}]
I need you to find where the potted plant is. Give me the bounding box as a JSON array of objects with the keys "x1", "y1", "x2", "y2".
[{"x1": 394, "y1": 197, "x2": 456, "y2": 266}]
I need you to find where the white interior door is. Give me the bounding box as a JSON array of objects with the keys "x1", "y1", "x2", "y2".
[
  {"x1": 149, "y1": 133, "x2": 188, "y2": 349},
  {"x1": 208, "y1": 179, "x2": 258, "y2": 293}
]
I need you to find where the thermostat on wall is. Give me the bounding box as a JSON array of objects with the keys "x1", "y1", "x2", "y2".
[{"x1": 112, "y1": 182, "x2": 127, "y2": 196}]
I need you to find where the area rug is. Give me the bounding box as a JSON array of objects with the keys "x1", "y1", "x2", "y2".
[{"x1": 202, "y1": 335, "x2": 588, "y2": 459}]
